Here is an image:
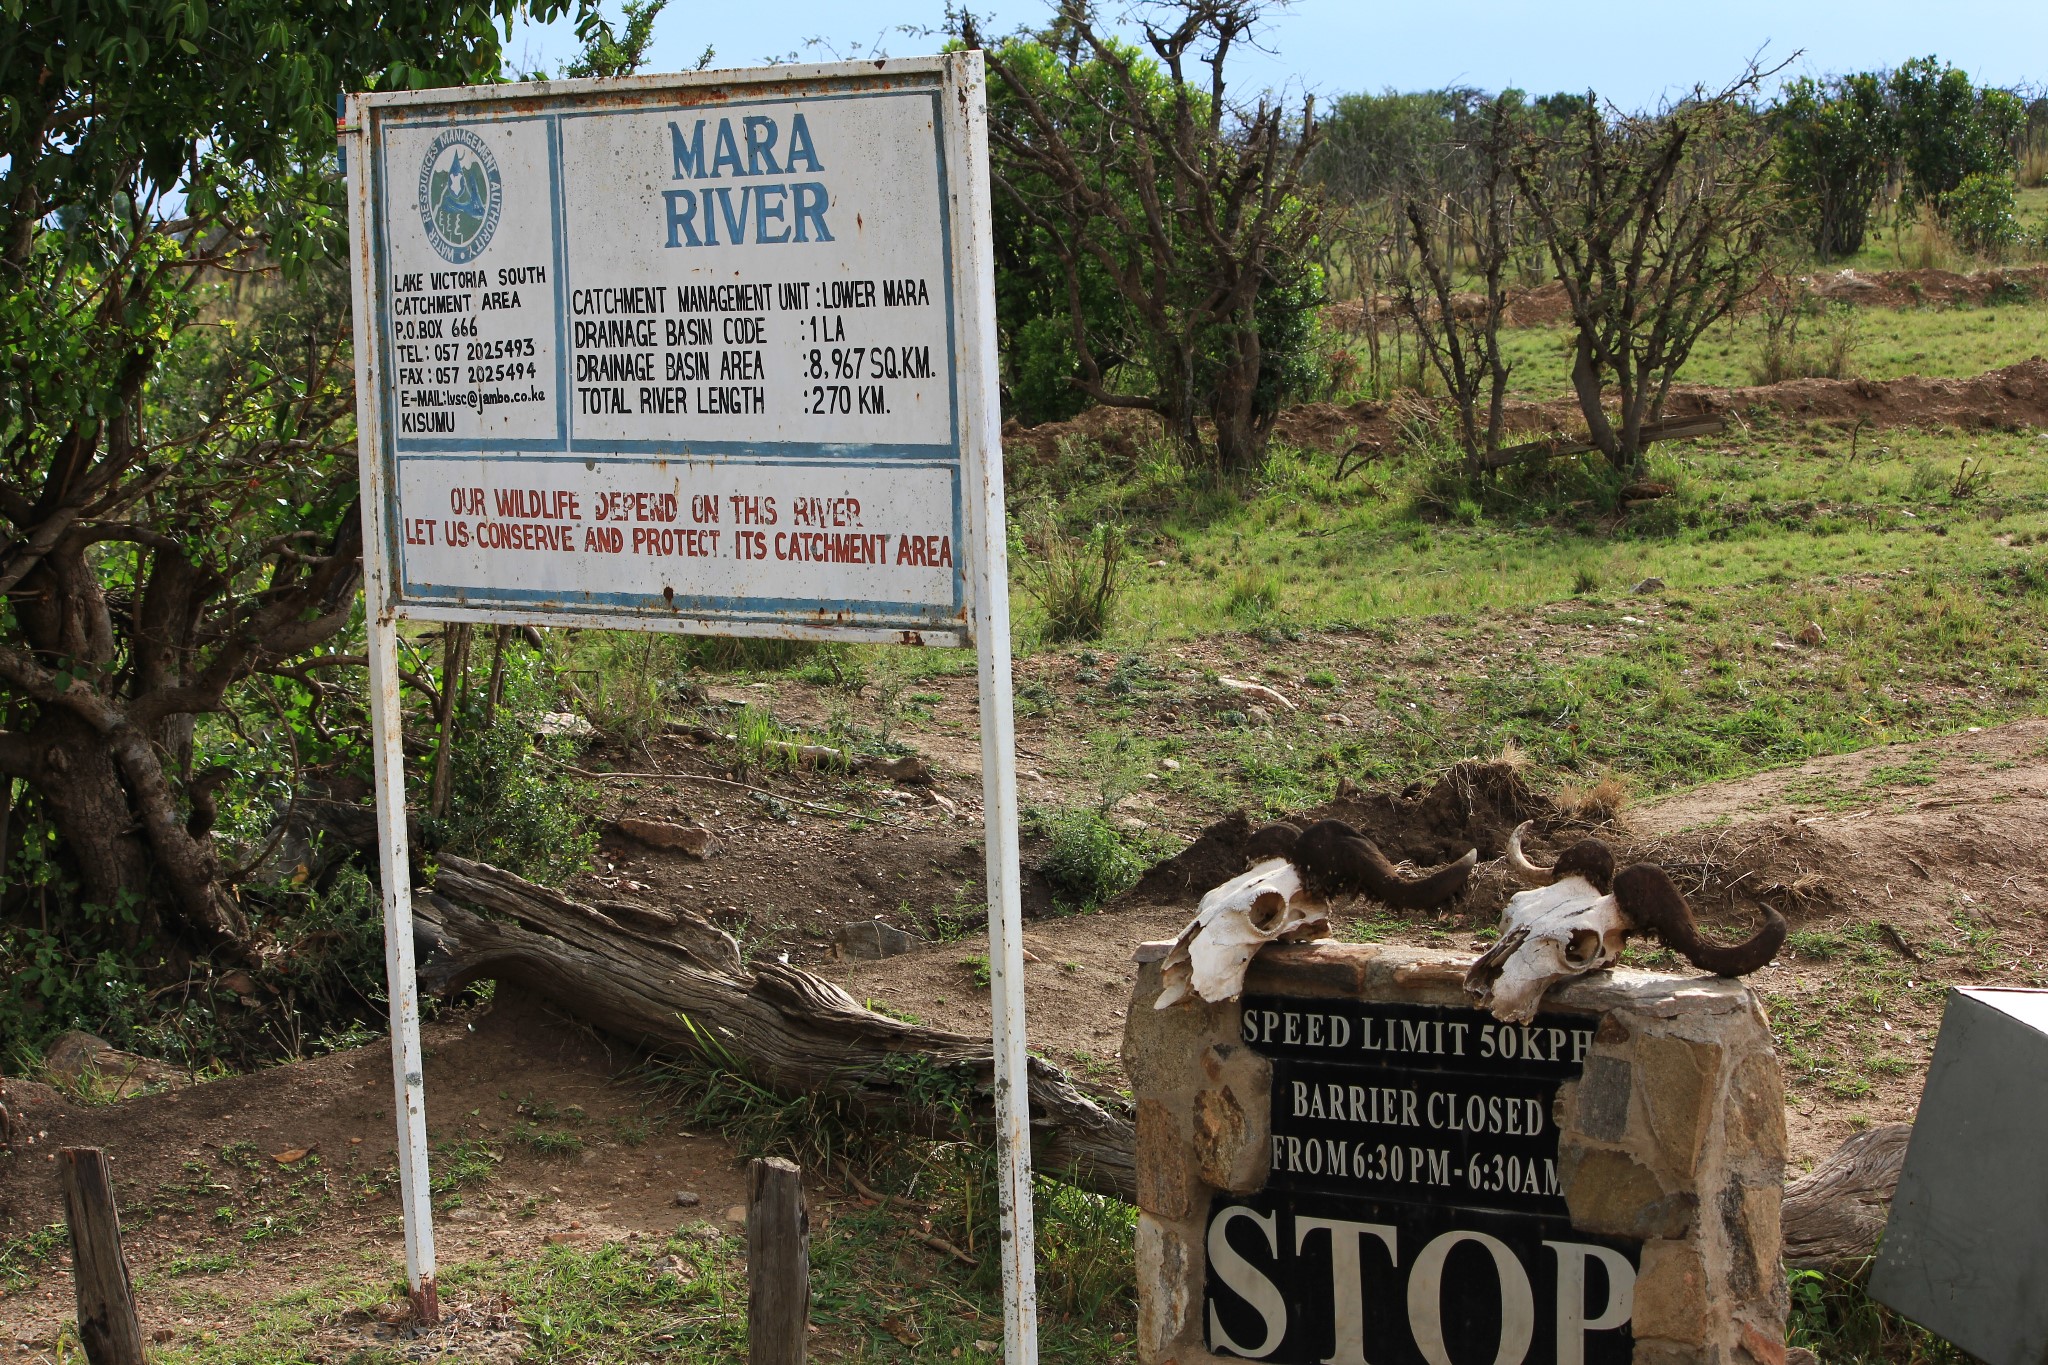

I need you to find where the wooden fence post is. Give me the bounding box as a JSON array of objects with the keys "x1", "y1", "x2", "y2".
[
  {"x1": 746, "y1": 1156, "x2": 809, "y2": 1365},
  {"x1": 58, "y1": 1147, "x2": 147, "y2": 1365}
]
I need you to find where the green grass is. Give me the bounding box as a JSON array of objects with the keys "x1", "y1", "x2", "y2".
[
  {"x1": 1494, "y1": 295, "x2": 2048, "y2": 396},
  {"x1": 987, "y1": 420, "x2": 2048, "y2": 809}
]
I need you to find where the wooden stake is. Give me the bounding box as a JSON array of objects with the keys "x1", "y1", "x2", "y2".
[
  {"x1": 746, "y1": 1157, "x2": 809, "y2": 1365},
  {"x1": 58, "y1": 1147, "x2": 146, "y2": 1365}
]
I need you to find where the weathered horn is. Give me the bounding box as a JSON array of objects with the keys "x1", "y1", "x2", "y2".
[
  {"x1": 1291, "y1": 819, "x2": 1478, "y2": 910},
  {"x1": 1613, "y1": 863, "x2": 1788, "y2": 976},
  {"x1": 1242, "y1": 820, "x2": 1305, "y2": 866},
  {"x1": 1504, "y1": 821, "x2": 1556, "y2": 886}
]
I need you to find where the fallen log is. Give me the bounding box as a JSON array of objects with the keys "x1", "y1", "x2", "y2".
[
  {"x1": 418, "y1": 856, "x2": 1137, "y2": 1200},
  {"x1": 1474, "y1": 414, "x2": 1727, "y2": 473},
  {"x1": 416, "y1": 855, "x2": 1906, "y2": 1251},
  {"x1": 1782, "y1": 1121, "x2": 1912, "y2": 1272}
]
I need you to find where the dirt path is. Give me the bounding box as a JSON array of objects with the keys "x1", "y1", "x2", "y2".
[
  {"x1": 0, "y1": 993, "x2": 750, "y2": 1357},
  {"x1": 822, "y1": 719, "x2": 2048, "y2": 1173}
]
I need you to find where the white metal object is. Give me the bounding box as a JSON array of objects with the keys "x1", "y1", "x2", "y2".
[
  {"x1": 946, "y1": 56, "x2": 1039, "y2": 1365},
  {"x1": 342, "y1": 54, "x2": 1036, "y2": 1348}
]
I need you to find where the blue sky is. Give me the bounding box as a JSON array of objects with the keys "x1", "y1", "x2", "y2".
[{"x1": 506, "y1": 0, "x2": 2046, "y2": 109}]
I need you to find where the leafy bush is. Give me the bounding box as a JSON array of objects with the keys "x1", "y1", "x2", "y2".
[
  {"x1": 1022, "y1": 510, "x2": 1126, "y2": 644},
  {"x1": 1942, "y1": 171, "x2": 2022, "y2": 254},
  {"x1": 1035, "y1": 807, "x2": 1148, "y2": 911},
  {"x1": 423, "y1": 646, "x2": 598, "y2": 884},
  {"x1": 1773, "y1": 73, "x2": 1898, "y2": 259}
]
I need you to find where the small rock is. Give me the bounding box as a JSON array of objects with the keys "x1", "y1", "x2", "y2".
[
  {"x1": 1160, "y1": 758, "x2": 1181, "y2": 771},
  {"x1": 835, "y1": 920, "x2": 923, "y2": 961},
  {"x1": 1245, "y1": 704, "x2": 1273, "y2": 726},
  {"x1": 1630, "y1": 577, "x2": 1666, "y2": 595},
  {"x1": 1120, "y1": 816, "x2": 1149, "y2": 832},
  {"x1": 612, "y1": 818, "x2": 714, "y2": 858},
  {"x1": 673, "y1": 1190, "x2": 701, "y2": 1207},
  {"x1": 1159, "y1": 711, "x2": 1178, "y2": 723},
  {"x1": 859, "y1": 753, "x2": 931, "y2": 784},
  {"x1": 1770, "y1": 640, "x2": 1796, "y2": 652},
  {"x1": 722, "y1": 1204, "x2": 747, "y2": 1224},
  {"x1": 446, "y1": 1207, "x2": 484, "y2": 1224},
  {"x1": 1325, "y1": 713, "x2": 1353, "y2": 728},
  {"x1": 1796, "y1": 621, "x2": 1826, "y2": 647},
  {"x1": 41, "y1": 1032, "x2": 185, "y2": 1099},
  {"x1": 535, "y1": 711, "x2": 596, "y2": 738}
]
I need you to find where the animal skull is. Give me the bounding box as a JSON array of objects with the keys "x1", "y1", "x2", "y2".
[
  {"x1": 1156, "y1": 858, "x2": 1329, "y2": 1009},
  {"x1": 1464, "y1": 877, "x2": 1629, "y2": 1023},
  {"x1": 1464, "y1": 821, "x2": 1787, "y2": 1022}
]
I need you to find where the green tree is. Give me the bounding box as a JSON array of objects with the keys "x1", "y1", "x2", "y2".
[
  {"x1": 977, "y1": 1, "x2": 1327, "y2": 473},
  {"x1": 1773, "y1": 73, "x2": 1898, "y2": 258},
  {"x1": 1889, "y1": 57, "x2": 2023, "y2": 214},
  {"x1": 1513, "y1": 76, "x2": 1779, "y2": 472},
  {"x1": 0, "y1": 0, "x2": 570, "y2": 954}
]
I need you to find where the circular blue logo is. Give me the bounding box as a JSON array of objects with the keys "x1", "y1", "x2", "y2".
[{"x1": 417, "y1": 127, "x2": 502, "y2": 264}]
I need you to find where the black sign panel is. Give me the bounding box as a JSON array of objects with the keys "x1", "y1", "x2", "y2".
[
  {"x1": 1207, "y1": 998, "x2": 1637, "y2": 1364},
  {"x1": 1205, "y1": 1190, "x2": 1637, "y2": 1365},
  {"x1": 1267, "y1": 1059, "x2": 1568, "y2": 1215}
]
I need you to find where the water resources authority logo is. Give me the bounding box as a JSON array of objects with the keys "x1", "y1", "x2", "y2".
[{"x1": 416, "y1": 127, "x2": 502, "y2": 264}]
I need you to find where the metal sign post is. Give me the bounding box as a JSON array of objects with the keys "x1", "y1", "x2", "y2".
[{"x1": 341, "y1": 54, "x2": 1037, "y2": 1356}]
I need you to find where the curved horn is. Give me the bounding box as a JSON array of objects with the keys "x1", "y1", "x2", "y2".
[
  {"x1": 1613, "y1": 863, "x2": 1787, "y2": 976},
  {"x1": 1242, "y1": 820, "x2": 1304, "y2": 866},
  {"x1": 1292, "y1": 819, "x2": 1477, "y2": 910},
  {"x1": 1504, "y1": 821, "x2": 1557, "y2": 886}
]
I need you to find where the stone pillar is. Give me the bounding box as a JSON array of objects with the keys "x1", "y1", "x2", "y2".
[{"x1": 1123, "y1": 940, "x2": 1787, "y2": 1365}]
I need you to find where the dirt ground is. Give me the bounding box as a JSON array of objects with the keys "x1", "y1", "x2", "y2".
[
  {"x1": 824, "y1": 719, "x2": 2048, "y2": 1173},
  {"x1": 5, "y1": 697, "x2": 2046, "y2": 1356},
  {"x1": 1, "y1": 993, "x2": 753, "y2": 1356},
  {"x1": 1000, "y1": 357, "x2": 2048, "y2": 469}
]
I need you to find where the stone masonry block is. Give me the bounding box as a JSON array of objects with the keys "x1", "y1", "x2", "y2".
[
  {"x1": 1137, "y1": 1213, "x2": 1199, "y2": 1358},
  {"x1": 1194, "y1": 1045, "x2": 1271, "y2": 1193},
  {"x1": 1575, "y1": 1053, "x2": 1634, "y2": 1141},
  {"x1": 1722, "y1": 1050, "x2": 1789, "y2": 1172},
  {"x1": 1633, "y1": 1238, "x2": 1711, "y2": 1344},
  {"x1": 1631, "y1": 1032, "x2": 1724, "y2": 1185},
  {"x1": 1137, "y1": 1098, "x2": 1195, "y2": 1220},
  {"x1": 1720, "y1": 1180, "x2": 1785, "y2": 1311},
  {"x1": 1560, "y1": 1144, "x2": 1696, "y2": 1240}
]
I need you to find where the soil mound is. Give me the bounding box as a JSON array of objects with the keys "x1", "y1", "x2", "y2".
[
  {"x1": 1807, "y1": 265, "x2": 2048, "y2": 310},
  {"x1": 1121, "y1": 761, "x2": 1557, "y2": 906},
  {"x1": 1006, "y1": 359, "x2": 2048, "y2": 472}
]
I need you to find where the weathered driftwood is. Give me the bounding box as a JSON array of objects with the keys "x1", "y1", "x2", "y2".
[
  {"x1": 1782, "y1": 1121, "x2": 1913, "y2": 1272},
  {"x1": 417, "y1": 856, "x2": 1137, "y2": 1200}
]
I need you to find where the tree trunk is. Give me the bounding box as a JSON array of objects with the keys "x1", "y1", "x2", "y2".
[
  {"x1": 417, "y1": 855, "x2": 1138, "y2": 1200},
  {"x1": 23, "y1": 714, "x2": 156, "y2": 934}
]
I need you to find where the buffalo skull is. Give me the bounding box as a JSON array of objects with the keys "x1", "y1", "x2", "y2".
[
  {"x1": 1464, "y1": 822, "x2": 1788, "y2": 1023},
  {"x1": 1156, "y1": 858, "x2": 1328, "y2": 1009},
  {"x1": 1157, "y1": 820, "x2": 1479, "y2": 1009}
]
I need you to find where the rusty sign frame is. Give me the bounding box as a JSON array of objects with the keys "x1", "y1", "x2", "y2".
[{"x1": 342, "y1": 52, "x2": 1040, "y2": 1361}]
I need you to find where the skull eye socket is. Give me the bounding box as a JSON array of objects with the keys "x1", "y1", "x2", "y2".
[
  {"x1": 1566, "y1": 928, "x2": 1603, "y2": 965},
  {"x1": 1249, "y1": 891, "x2": 1286, "y2": 932}
]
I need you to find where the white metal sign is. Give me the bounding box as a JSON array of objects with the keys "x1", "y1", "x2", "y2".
[
  {"x1": 343, "y1": 54, "x2": 1037, "y2": 1360},
  {"x1": 361, "y1": 63, "x2": 980, "y2": 641}
]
